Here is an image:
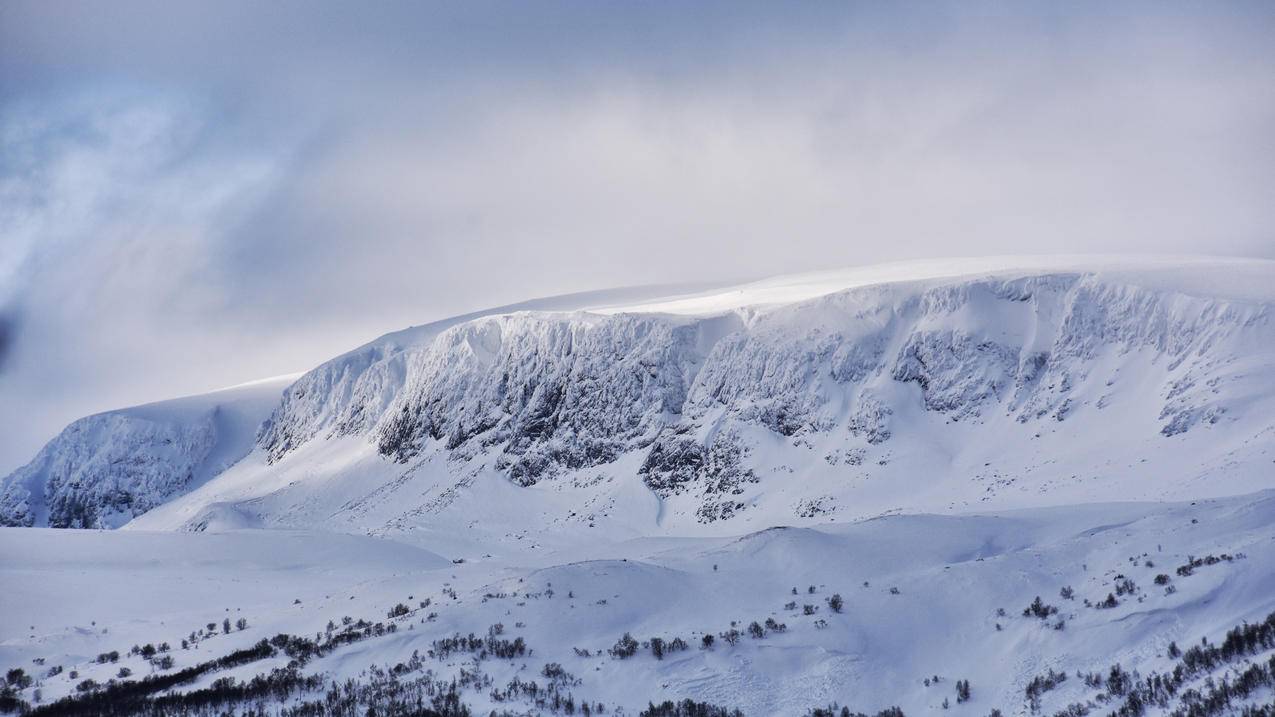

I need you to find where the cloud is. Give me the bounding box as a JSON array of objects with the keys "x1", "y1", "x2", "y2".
[{"x1": 0, "y1": 1, "x2": 1273, "y2": 471}]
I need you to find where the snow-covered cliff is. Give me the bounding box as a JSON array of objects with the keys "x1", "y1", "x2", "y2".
[
  {"x1": 0, "y1": 376, "x2": 295, "y2": 528},
  {"x1": 232, "y1": 260, "x2": 1275, "y2": 533},
  {"x1": 9, "y1": 257, "x2": 1275, "y2": 536}
]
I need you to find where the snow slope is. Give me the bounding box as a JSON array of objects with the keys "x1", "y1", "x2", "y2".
[{"x1": 0, "y1": 375, "x2": 298, "y2": 528}]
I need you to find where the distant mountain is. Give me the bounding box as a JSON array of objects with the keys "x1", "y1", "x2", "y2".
[
  {"x1": 7, "y1": 257, "x2": 1275, "y2": 542},
  {"x1": 0, "y1": 376, "x2": 296, "y2": 528}
]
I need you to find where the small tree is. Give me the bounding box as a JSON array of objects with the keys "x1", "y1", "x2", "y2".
[
  {"x1": 650, "y1": 637, "x2": 666, "y2": 660},
  {"x1": 5, "y1": 669, "x2": 31, "y2": 689},
  {"x1": 235, "y1": 618, "x2": 248, "y2": 631},
  {"x1": 827, "y1": 594, "x2": 843, "y2": 613},
  {"x1": 701, "y1": 634, "x2": 715, "y2": 649},
  {"x1": 1024, "y1": 596, "x2": 1057, "y2": 619},
  {"x1": 748, "y1": 621, "x2": 765, "y2": 639},
  {"x1": 222, "y1": 618, "x2": 231, "y2": 634}
]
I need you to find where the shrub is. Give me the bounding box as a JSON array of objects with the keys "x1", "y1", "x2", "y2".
[
  {"x1": 610, "y1": 633, "x2": 639, "y2": 659},
  {"x1": 5, "y1": 669, "x2": 31, "y2": 689}
]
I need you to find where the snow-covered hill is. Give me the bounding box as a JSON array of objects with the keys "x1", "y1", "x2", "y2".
[
  {"x1": 0, "y1": 375, "x2": 297, "y2": 528},
  {"x1": 3, "y1": 490, "x2": 1273, "y2": 715}
]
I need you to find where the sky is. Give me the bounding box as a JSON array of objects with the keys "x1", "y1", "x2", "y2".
[{"x1": 1, "y1": 1, "x2": 1273, "y2": 473}]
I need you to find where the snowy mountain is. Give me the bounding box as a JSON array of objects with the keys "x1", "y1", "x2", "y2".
[
  {"x1": 124, "y1": 256, "x2": 1275, "y2": 546},
  {"x1": 8, "y1": 257, "x2": 1275, "y2": 538},
  {"x1": 0, "y1": 375, "x2": 297, "y2": 528},
  {"x1": 2, "y1": 257, "x2": 1275, "y2": 716}
]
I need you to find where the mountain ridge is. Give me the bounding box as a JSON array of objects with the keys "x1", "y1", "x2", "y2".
[{"x1": 4, "y1": 256, "x2": 1274, "y2": 534}]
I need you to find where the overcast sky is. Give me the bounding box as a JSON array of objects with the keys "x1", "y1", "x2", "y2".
[{"x1": 1, "y1": 1, "x2": 1273, "y2": 473}]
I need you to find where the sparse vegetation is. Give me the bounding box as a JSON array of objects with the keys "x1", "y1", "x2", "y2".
[{"x1": 1023, "y1": 596, "x2": 1058, "y2": 620}]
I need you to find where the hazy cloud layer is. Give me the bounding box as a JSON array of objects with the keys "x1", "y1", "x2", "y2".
[{"x1": 1, "y1": 1, "x2": 1273, "y2": 471}]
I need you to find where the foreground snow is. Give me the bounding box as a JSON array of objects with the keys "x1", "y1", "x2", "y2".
[{"x1": 3, "y1": 490, "x2": 1274, "y2": 715}]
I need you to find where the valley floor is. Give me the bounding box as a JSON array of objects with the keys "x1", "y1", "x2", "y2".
[{"x1": 3, "y1": 491, "x2": 1274, "y2": 716}]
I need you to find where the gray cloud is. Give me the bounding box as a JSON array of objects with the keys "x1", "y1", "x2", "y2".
[{"x1": 1, "y1": 1, "x2": 1273, "y2": 471}]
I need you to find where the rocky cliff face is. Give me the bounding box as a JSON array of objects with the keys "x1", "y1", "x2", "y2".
[{"x1": 253, "y1": 270, "x2": 1274, "y2": 523}]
